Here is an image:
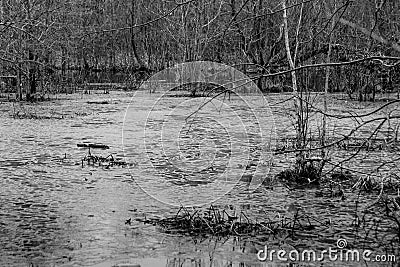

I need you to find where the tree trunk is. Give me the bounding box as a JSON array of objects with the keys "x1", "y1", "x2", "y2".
[
  {"x1": 17, "y1": 66, "x2": 22, "y2": 101},
  {"x1": 282, "y1": 0, "x2": 304, "y2": 173},
  {"x1": 130, "y1": 0, "x2": 146, "y2": 69},
  {"x1": 27, "y1": 50, "x2": 36, "y2": 101},
  {"x1": 61, "y1": 47, "x2": 66, "y2": 77},
  {"x1": 322, "y1": 1, "x2": 336, "y2": 160}
]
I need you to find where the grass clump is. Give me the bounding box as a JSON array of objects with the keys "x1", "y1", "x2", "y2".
[
  {"x1": 136, "y1": 205, "x2": 278, "y2": 237},
  {"x1": 276, "y1": 161, "x2": 321, "y2": 186}
]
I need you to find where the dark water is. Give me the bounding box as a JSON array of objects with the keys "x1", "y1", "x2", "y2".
[{"x1": 0, "y1": 91, "x2": 399, "y2": 267}]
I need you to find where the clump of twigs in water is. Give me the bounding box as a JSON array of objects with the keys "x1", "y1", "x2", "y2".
[
  {"x1": 81, "y1": 152, "x2": 127, "y2": 169},
  {"x1": 353, "y1": 176, "x2": 380, "y2": 193},
  {"x1": 364, "y1": 194, "x2": 400, "y2": 243},
  {"x1": 276, "y1": 161, "x2": 321, "y2": 186},
  {"x1": 352, "y1": 175, "x2": 400, "y2": 194},
  {"x1": 136, "y1": 205, "x2": 321, "y2": 238},
  {"x1": 11, "y1": 103, "x2": 65, "y2": 119},
  {"x1": 79, "y1": 145, "x2": 127, "y2": 169}
]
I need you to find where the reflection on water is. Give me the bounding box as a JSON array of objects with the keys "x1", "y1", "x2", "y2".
[
  {"x1": 0, "y1": 91, "x2": 398, "y2": 267},
  {"x1": 123, "y1": 93, "x2": 274, "y2": 206}
]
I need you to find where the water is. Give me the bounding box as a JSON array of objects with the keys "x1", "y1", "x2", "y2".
[{"x1": 0, "y1": 91, "x2": 398, "y2": 266}]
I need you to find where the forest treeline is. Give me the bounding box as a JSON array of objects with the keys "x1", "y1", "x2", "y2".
[{"x1": 0, "y1": 0, "x2": 399, "y2": 100}]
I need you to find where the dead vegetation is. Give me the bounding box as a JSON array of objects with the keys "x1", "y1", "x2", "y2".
[
  {"x1": 78, "y1": 144, "x2": 128, "y2": 169},
  {"x1": 136, "y1": 205, "x2": 325, "y2": 239}
]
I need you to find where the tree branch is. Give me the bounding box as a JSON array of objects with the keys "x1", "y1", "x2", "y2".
[{"x1": 336, "y1": 16, "x2": 400, "y2": 53}]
